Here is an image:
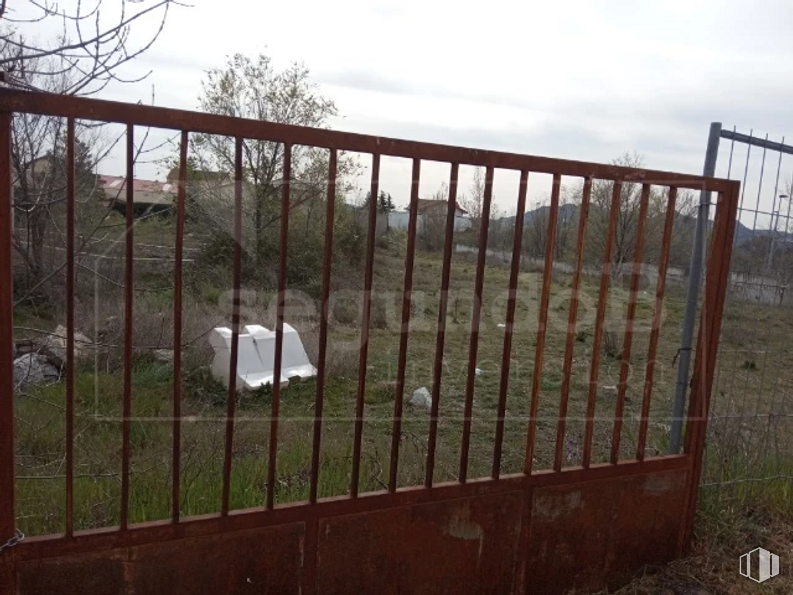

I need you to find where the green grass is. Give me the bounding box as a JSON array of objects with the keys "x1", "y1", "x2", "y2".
[{"x1": 13, "y1": 240, "x2": 793, "y2": 536}]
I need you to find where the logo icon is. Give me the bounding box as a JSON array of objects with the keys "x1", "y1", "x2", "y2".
[{"x1": 740, "y1": 547, "x2": 780, "y2": 583}]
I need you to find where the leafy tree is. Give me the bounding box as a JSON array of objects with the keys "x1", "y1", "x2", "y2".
[
  {"x1": 577, "y1": 153, "x2": 673, "y2": 274},
  {"x1": 460, "y1": 167, "x2": 486, "y2": 236},
  {"x1": 191, "y1": 53, "x2": 359, "y2": 270},
  {"x1": 185, "y1": 53, "x2": 363, "y2": 291},
  {"x1": 363, "y1": 190, "x2": 395, "y2": 213}
]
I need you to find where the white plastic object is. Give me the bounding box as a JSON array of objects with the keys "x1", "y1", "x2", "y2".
[
  {"x1": 209, "y1": 323, "x2": 317, "y2": 391},
  {"x1": 244, "y1": 324, "x2": 317, "y2": 383}
]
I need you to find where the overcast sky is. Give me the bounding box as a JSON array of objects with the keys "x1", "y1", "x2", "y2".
[{"x1": 21, "y1": 0, "x2": 793, "y2": 223}]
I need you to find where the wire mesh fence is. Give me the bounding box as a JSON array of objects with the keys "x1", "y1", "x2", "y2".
[{"x1": 701, "y1": 124, "x2": 793, "y2": 509}]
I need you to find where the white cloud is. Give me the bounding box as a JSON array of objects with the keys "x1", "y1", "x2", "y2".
[{"x1": 19, "y1": 0, "x2": 793, "y2": 213}]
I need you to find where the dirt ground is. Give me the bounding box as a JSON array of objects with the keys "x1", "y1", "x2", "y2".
[{"x1": 609, "y1": 515, "x2": 792, "y2": 595}]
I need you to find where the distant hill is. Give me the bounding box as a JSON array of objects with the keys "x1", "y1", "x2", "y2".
[
  {"x1": 523, "y1": 203, "x2": 579, "y2": 225},
  {"x1": 495, "y1": 204, "x2": 789, "y2": 246}
]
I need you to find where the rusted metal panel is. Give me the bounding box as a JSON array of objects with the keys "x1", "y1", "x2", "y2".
[
  {"x1": 525, "y1": 469, "x2": 688, "y2": 595},
  {"x1": 317, "y1": 492, "x2": 523, "y2": 595},
  {"x1": 0, "y1": 554, "x2": 14, "y2": 595},
  {"x1": 17, "y1": 553, "x2": 126, "y2": 595},
  {"x1": 10, "y1": 469, "x2": 688, "y2": 594},
  {"x1": 16, "y1": 524, "x2": 304, "y2": 595},
  {"x1": 130, "y1": 524, "x2": 304, "y2": 595},
  {"x1": 606, "y1": 472, "x2": 687, "y2": 587},
  {"x1": 12, "y1": 456, "x2": 690, "y2": 563},
  {"x1": 0, "y1": 88, "x2": 739, "y2": 594}
]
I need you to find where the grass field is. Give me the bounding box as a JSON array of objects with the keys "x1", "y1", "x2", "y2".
[{"x1": 12, "y1": 220, "x2": 793, "y2": 546}]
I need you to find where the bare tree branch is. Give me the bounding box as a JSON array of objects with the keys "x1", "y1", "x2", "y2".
[{"x1": 1, "y1": 0, "x2": 185, "y2": 96}]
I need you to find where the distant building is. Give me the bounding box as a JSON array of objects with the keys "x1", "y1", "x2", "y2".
[
  {"x1": 416, "y1": 198, "x2": 469, "y2": 219},
  {"x1": 98, "y1": 175, "x2": 177, "y2": 211},
  {"x1": 371, "y1": 198, "x2": 471, "y2": 235}
]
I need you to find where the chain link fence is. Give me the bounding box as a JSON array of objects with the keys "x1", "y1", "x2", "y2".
[{"x1": 701, "y1": 125, "x2": 793, "y2": 510}]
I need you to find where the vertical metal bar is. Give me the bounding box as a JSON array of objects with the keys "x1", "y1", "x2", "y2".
[
  {"x1": 554, "y1": 178, "x2": 592, "y2": 471},
  {"x1": 458, "y1": 165, "x2": 494, "y2": 483},
  {"x1": 636, "y1": 187, "x2": 678, "y2": 460},
  {"x1": 120, "y1": 124, "x2": 134, "y2": 530},
  {"x1": 350, "y1": 153, "x2": 378, "y2": 498},
  {"x1": 726, "y1": 125, "x2": 736, "y2": 178},
  {"x1": 610, "y1": 184, "x2": 650, "y2": 463},
  {"x1": 491, "y1": 170, "x2": 528, "y2": 479},
  {"x1": 751, "y1": 135, "x2": 770, "y2": 298},
  {"x1": 65, "y1": 118, "x2": 76, "y2": 536},
  {"x1": 683, "y1": 190, "x2": 729, "y2": 455},
  {"x1": 679, "y1": 183, "x2": 740, "y2": 554},
  {"x1": 738, "y1": 130, "x2": 753, "y2": 211},
  {"x1": 267, "y1": 143, "x2": 291, "y2": 510},
  {"x1": 670, "y1": 122, "x2": 721, "y2": 453},
  {"x1": 735, "y1": 129, "x2": 753, "y2": 243},
  {"x1": 220, "y1": 137, "x2": 243, "y2": 516},
  {"x1": 425, "y1": 162, "x2": 459, "y2": 488},
  {"x1": 172, "y1": 130, "x2": 188, "y2": 522},
  {"x1": 581, "y1": 181, "x2": 622, "y2": 469},
  {"x1": 786, "y1": 173, "x2": 793, "y2": 233},
  {"x1": 764, "y1": 137, "x2": 784, "y2": 279},
  {"x1": 310, "y1": 149, "x2": 337, "y2": 503},
  {"x1": 524, "y1": 174, "x2": 561, "y2": 474},
  {"x1": 388, "y1": 157, "x2": 422, "y2": 492},
  {"x1": 0, "y1": 112, "x2": 15, "y2": 543},
  {"x1": 750, "y1": 133, "x2": 769, "y2": 235}
]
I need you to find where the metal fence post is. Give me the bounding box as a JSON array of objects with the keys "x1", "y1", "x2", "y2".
[
  {"x1": 669, "y1": 122, "x2": 722, "y2": 453},
  {"x1": 0, "y1": 110, "x2": 15, "y2": 544}
]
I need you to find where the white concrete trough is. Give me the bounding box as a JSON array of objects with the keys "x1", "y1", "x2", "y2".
[{"x1": 209, "y1": 323, "x2": 316, "y2": 390}]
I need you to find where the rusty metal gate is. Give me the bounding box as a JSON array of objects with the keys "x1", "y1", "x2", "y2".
[{"x1": 0, "y1": 90, "x2": 739, "y2": 595}]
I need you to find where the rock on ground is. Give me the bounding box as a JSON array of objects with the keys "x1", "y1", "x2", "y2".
[
  {"x1": 13, "y1": 354, "x2": 60, "y2": 388},
  {"x1": 409, "y1": 387, "x2": 432, "y2": 409},
  {"x1": 44, "y1": 324, "x2": 92, "y2": 360}
]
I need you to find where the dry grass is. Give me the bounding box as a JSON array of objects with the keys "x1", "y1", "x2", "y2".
[
  {"x1": 607, "y1": 513, "x2": 793, "y2": 594},
  {"x1": 11, "y1": 219, "x2": 793, "y2": 579}
]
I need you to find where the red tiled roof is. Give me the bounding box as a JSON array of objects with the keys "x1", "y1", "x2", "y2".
[{"x1": 98, "y1": 175, "x2": 178, "y2": 194}]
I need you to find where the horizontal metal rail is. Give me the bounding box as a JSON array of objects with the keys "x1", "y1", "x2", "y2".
[
  {"x1": 0, "y1": 89, "x2": 732, "y2": 191},
  {"x1": 11, "y1": 455, "x2": 691, "y2": 562},
  {"x1": 720, "y1": 128, "x2": 793, "y2": 156}
]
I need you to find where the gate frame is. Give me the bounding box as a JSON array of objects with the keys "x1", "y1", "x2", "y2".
[{"x1": 0, "y1": 89, "x2": 740, "y2": 594}]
